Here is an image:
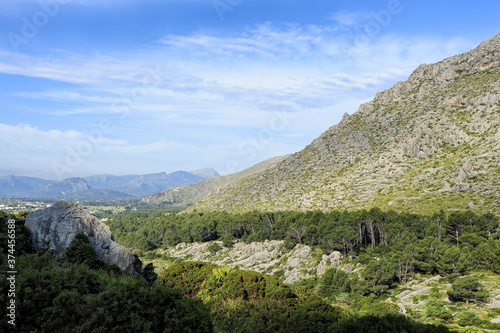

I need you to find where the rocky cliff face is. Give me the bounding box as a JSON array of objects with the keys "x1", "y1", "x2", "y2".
[
  {"x1": 194, "y1": 32, "x2": 500, "y2": 215},
  {"x1": 25, "y1": 201, "x2": 138, "y2": 275}
]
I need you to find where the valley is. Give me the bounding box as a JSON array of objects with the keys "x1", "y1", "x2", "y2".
[{"x1": 1, "y1": 30, "x2": 500, "y2": 333}]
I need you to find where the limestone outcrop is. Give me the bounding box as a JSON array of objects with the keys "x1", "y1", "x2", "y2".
[
  {"x1": 162, "y1": 240, "x2": 343, "y2": 284},
  {"x1": 25, "y1": 201, "x2": 138, "y2": 275}
]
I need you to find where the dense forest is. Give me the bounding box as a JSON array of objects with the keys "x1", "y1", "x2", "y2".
[
  {"x1": 1, "y1": 209, "x2": 463, "y2": 332},
  {"x1": 103, "y1": 208, "x2": 500, "y2": 331},
  {"x1": 106, "y1": 208, "x2": 500, "y2": 280},
  {"x1": 2, "y1": 208, "x2": 499, "y2": 332}
]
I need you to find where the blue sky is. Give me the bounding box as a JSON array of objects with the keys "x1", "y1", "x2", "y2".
[{"x1": 0, "y1": 0, "x2": 499, "y2": 180}]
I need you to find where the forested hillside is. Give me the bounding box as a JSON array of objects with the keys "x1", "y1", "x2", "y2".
[
  {"x1": 1, "y1": 210, "x2": 459, "y2": 332},
  {"x1": 102, "y1": 208, "x2": 500, "y2": 331},
  {"x1": 106, "y1": 209, "x2": 500, "y2": 276},
  {"x1": 0, "y1": 211, "x2": 212, "y2": 333}
]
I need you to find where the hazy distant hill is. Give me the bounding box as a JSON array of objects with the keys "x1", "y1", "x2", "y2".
[
  {"x1": 0, "y1": 168, "x2": 218, "y2": 199},
  {"x1": 65, "y1": 189, "x2": 136, "y2": 200},
  {"x1": 84, "y1": 171, "x2": 207, "y2": 197},
  {"x1": 193, "y1": 32, "x2": 500, "y2": 215},
  {"x1": 141, "y1": 156, "x2": 289, "y2": 209},
  {"x1": 0, "y1": 175, "x2": 51, "y2": 197},
  {"x1": 189, "y1": 167, "x2": 220, "y2": 179},
  {"x1": 33, "y1": 177, "x2": 94, "y2": 198}
]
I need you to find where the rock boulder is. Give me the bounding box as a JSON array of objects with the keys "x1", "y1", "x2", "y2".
[{"x1": 25, "y1": 200, "x2": 138, "y2": 275}]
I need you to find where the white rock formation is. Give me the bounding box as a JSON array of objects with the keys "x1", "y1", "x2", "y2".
[
  {"x1": 25, "y1": 200, "x2": 137, "y2": 275},
  {"x1": 163, "y1": 240, "x2": 342, "y2": 284}
]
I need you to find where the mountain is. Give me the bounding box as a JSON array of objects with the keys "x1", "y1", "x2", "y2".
[
  {"x1": 0, "y1": 168, "x2": 218, "y2": 199},
  {"x1": 65, "y1": 189, "x2": 136, "y2": 200},
  {"x1": 84, "y1": 171, "x2": 207, "y2": 197},
  {"x1": 33, "y1": 177, "x2": 94, "y2": 198},
  {"x1": 192, "y1": 32, "x2": 500, "y2": 215},
  {"x1": 141, "y1": 155, "x2": 289, "y2": 208},
  {"x1": 189, "y1": 167, "x2": 220, "y2": 179},
  {"x1": 0, "y1": 175, "x2": 51, "y2": 197}
]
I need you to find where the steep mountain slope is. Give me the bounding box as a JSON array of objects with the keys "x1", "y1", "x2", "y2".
[
  {"x1": 141, "y1": 155, "x2": 289, "y2": 208},
  {"x1": 194, "y1": 32, "x2": 500, "y2": 214}
]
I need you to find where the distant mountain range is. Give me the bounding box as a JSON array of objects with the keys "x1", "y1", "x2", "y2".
[
  {"x1": 0, "y1": 168, "x2": 219, "y2": 199},
  {"x1": 141, "y1": 156, "x2": 289, "y2": 209}
]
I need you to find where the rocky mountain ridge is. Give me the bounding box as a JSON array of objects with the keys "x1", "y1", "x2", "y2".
[
  {"x1": 189, "y1": 167, "x2": 220, "y2": 179},
  {"x1": 84, "y1": 170, "x2": 208, "y2": 197},
  {"x1": 193, "y1": 32, "x2": 500, "y2": 215},
  {"x1": 0, "y1": 175, "x2": 51, "y2": 197}
]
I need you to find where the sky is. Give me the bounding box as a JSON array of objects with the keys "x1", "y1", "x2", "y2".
[{"x1": 0, "y1": 0, "x2": 499, "y2": 180}]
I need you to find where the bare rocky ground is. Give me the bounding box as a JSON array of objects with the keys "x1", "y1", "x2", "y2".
[
  {"x1": 161, "y1": 240, "x2": 343, "y2": 284},
  {"x1": 391, "y1": 274, "x2": 500, "y2": 324},
  {"x1": 158, "y1": 240, "x2": 500, "y2": 326}
]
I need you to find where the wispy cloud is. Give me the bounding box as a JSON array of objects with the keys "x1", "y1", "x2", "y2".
[
  {"x1": 0, "y1": 18, "x2": 480, "y2": 177},
  {"x1": 157, "y1": 23, "x2": 335, "y2": 59},
  {"x1": 280, "y1": 133, "x2": 303, "y2": 138},
  {"x1": 0, "y1": 123, "x2": 183, "y2": 155},
  {"x1": 328, "y1": 10, "x2": 372, "y2": 27},
  {"x1": 0, "y1": 24, "x2": 475, "y2": 129}
]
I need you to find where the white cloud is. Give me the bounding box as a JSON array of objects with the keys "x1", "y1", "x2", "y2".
[
  {"x1": 0, "y1": 23, "x2": 476, "y2": 104},
  {"x1": 0, "y1": 123, "x2": 183, "y2": 155},
  {"x1": 157, "y1": 23, "x2": 333, "y2": 59}
]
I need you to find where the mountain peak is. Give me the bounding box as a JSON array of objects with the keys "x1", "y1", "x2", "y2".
[{"x1": 189, "y1": 167, "x2": 220, "y2": 179}]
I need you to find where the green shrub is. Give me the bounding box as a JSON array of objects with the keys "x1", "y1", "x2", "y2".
[
  {"x1": 448, "y1": 276, "x2": 489, "y2": 305},
  {"x1": 332, "y1": 314, "x2": 451, "y2": 333},
  {"x1": 457, "y1": 310, "x2": 482, "y2": 327},
  {"x1": 158, "y1": 262, "x2": 342, "y2": 333},
  {"x1": 220, "y1": 235, "x2": 235, "y2": 248},
  {"x1": 0, "y1": 256, "x2": 212, "y2": 333},
  {"x1": 318, "y1": 268, "x2": 351, "y2": 297},
  {"x1": 425, "y1": 298, "x2": 453, "y2": 323},
  {"x1": 208, "y1": 242, "x2": 222, "y2": 254},
  {"x1": 64, "y1": 233, "x2": 120, "y2": 273}
]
